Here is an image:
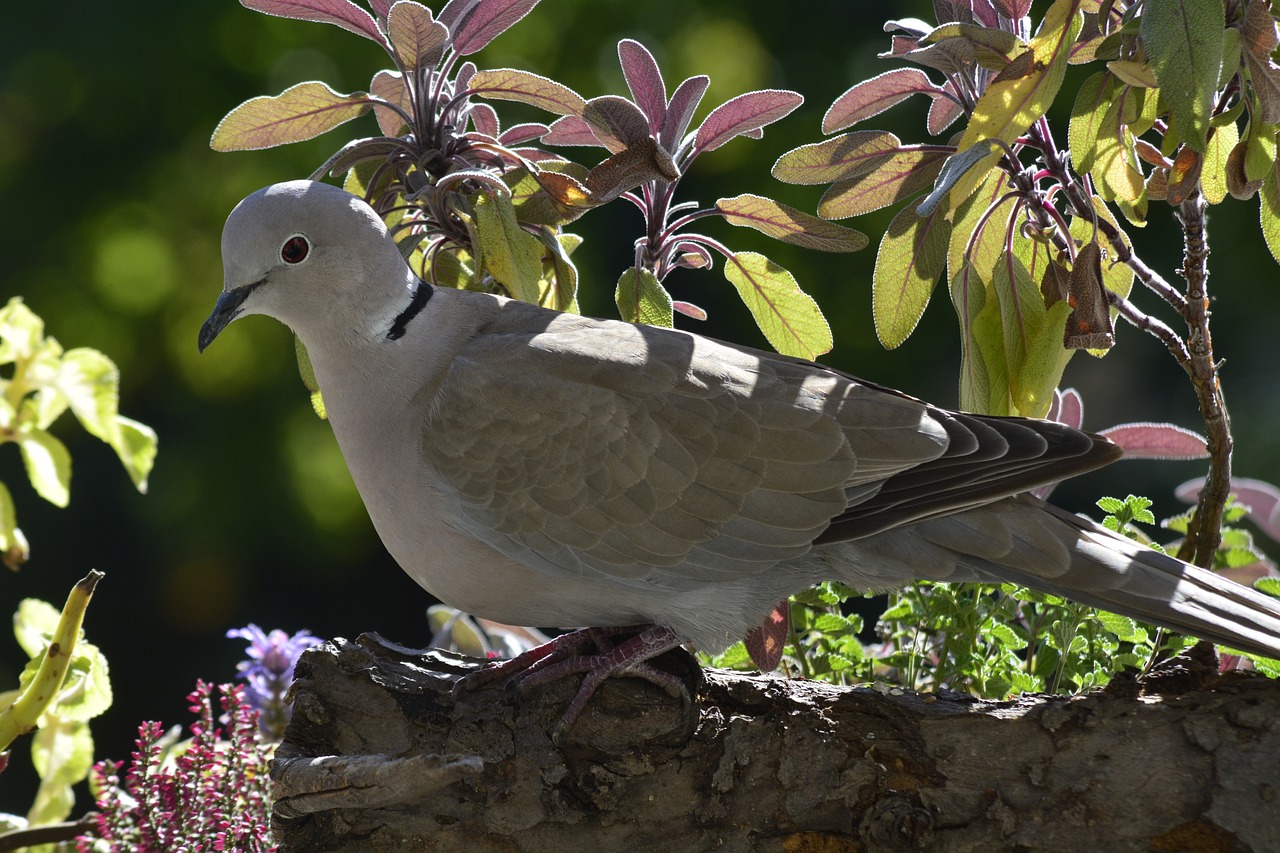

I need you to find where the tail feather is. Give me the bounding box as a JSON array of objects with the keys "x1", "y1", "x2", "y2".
[{"x1": 840, "y1": 495, "x2": 1280, "y2": 660}]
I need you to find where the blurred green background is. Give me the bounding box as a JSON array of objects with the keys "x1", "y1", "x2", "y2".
[{"x1": 2, "y1": 0, "x2": 1278, "y2": 810}]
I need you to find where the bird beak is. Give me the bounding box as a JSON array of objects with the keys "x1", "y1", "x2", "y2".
[{"x1": 198, "y1": 285, "x2": 256, "y2": 353}]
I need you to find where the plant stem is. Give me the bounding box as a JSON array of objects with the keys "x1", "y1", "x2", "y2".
[{"x1": 1173, "y1": 192, "x2": 1232, "y2": 566}]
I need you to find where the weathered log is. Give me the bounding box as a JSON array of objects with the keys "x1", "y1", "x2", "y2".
[{"x1": 273, "y1": 634, "x2": 1280, "y2": 852}]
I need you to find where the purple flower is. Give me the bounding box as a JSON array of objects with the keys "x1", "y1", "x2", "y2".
[{"x1": 226, "y1": 624, "x2": 323, "y2": 740}]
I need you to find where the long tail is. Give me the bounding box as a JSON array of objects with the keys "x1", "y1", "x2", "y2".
[{"x1": 840, "y1": 495, "x2": 1280, "y2": 660}]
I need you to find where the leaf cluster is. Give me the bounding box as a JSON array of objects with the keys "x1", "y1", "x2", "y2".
[
  {"x1": 213, "y1": 0, "x2": 860, "y2": 360},
  {"x1": 0, "y1": 297, "x2": 157, "y2": 568}
]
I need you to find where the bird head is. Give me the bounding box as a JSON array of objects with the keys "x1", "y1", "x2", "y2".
[{"x1": 199, "y1": 180, "x2": 396, "y2": 352}]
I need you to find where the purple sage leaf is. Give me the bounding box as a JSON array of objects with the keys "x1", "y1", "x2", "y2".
[
  {"x1": 694, "y1": 89, "x2": 803, "y2": 154},
  {"x1": 241, "y1": 0, "x2": 385, "y2": 44},
  {"x1": 673, "y1": 300, "x2": 709, "y2": 320},
  {"x1": 1176, "y1": 477, "x2": 1280, "y2": 543},
  {"x1": 387, "y1": 0, "x2": 448, "y2": 72},
  {"x1": 443, "y1": 0, "x2": 540, "y2": 55},
  {"x1": 370, "y1": 70, "x2": 412, "y2": 136},
  {"x1": 583, "y1": 95, "x2": 651, "y2": 152},
  {"x1": 823, "y1": 68, "x2": 941, "y2": 134},
  {"x1": 660, "y1": 75, "x2": 710, "y2": 152},
  {"x1": 716, "y1": 194, "x2": 869, "y2": 252},
  {"x1": 499, "y1": 122, "x2": 550, "y2": 145},
  {"x1": 618, "y1": 39, "x2": 667, "y2": 133},
  {"x1": 469, "y1": 102, "x2": 499, "y2": 137},
  {"x1": 990, "y1": 0, "x2": 1033, "y2": 19},
  {"x1": 927, "y1": 80, "x2": 965, "y2": 134},
  {"x1": 467, "y1": 68, "x2": 586, "y2": 116},
  {"x1": 543, "y1": 114, "x2": 609, "y2": 147},
  {"x1": 1098, "y1": 423, "x2": 1209, "y2": 460}
]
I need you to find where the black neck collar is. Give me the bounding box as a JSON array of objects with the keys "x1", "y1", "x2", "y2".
[{"x1": 386, "y1": 277, "x2": 432, "y2": 341}]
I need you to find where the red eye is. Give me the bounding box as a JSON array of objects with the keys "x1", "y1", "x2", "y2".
[{"x1": 281, "y1": 235, "x2": 310, "y2": 264}]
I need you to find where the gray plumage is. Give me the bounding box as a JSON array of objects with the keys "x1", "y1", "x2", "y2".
[{"x1": 200, "y1": 180, "x2": 1280, "y2": 663}]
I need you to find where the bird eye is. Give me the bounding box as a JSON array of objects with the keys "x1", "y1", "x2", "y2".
[{"x1": 281, "y1": 235, "x2": 310, "y2": 264}]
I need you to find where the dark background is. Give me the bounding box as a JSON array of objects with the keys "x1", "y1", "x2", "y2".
[{"x1": 2, "y1": 0, "x2": 1277, "y2": 813}]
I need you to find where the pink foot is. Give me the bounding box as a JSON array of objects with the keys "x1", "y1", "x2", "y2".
[{"x1": 451, "y1": 625, "x2": 691, "y2": 737}]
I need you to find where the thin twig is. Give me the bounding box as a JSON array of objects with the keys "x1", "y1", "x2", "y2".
[
  {"x1": 1173, "y1": 192, "x2": 1232, "y2": 566},
  {"x1": 0, "y1": 813, "x2": 97, "y2": 851}
]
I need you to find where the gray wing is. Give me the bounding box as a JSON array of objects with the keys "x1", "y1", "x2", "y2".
[{"x1": 423, "y1": 303, "x2": 1117, "y2": 590}]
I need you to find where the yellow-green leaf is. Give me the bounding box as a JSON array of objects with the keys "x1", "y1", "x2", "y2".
[
  {"x1": 722, "y1": 253, "x2": 832, "y2": 359},
  {"x1": 873, "y1": 203, "x2": 952, "y2": 349},
  {"x1": 771, "y1": 131, "x2": 901, "y2": 185},
  {"x1": 818, "y1": 147, "x2": 950, "y2": 218},
  {"x1": 615, "y1": 268, "x2": 673, "y2": 327},
  {"x1": 472, "y1": 190, "x2": 543, "y2": 304},
  {"x1": 993, "y1": 254, "x2": 1073, "y2": 416},
  {"x1": 211, "y1": 82, "x2": 374, "y2": 152},
  {"x1": 0, "y1": 482, "x2": 27, "y2": 570},
  {"x1": 28, "y1": 718, "x2": 93, "y2": 827},
  {"x1": 1244, "y1": 122, "x2": 1277, "y2": 182},
  {"x1": 295, "y1": 336, "x2": 327, "y2": 419},
  {"x1": 716, "y1": 194, "x2": 868, "y2": 252},
  {"x1": 950, "y1": 0, "x2": 1082, "y2": 208},
  {"x1": 18, "y1": 430, "x2": 71, "y2": 508},
  {"x1": 1140, "y1": 0, "x2": 1224, "y2": 151},
  {"x1": 1106, "y1": 60, "x2": 1158, "y2": 89},
  {"x1": 538, "y1": 227, "x2": 579, "y2": 312},
  {"x1": 1260, "y1": 166, "x2": 1280, "y2": 265},
  {"x1": 1202, "y1": 122, "x2": 1239, "y2": 204}
]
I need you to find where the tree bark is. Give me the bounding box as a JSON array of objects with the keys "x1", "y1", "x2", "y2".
[{"x1": 273, "y1": 634, "x2": 1280, "y2": 853}]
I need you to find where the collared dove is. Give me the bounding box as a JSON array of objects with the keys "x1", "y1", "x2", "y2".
[{"x1": 201, "y1": 180, "x2": 1280, "y2": 728}]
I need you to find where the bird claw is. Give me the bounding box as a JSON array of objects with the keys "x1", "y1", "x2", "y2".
[{"x1": 449, "y1": 625, "x2": 688, "y2": 737}]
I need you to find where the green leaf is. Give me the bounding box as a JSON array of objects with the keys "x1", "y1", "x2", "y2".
[
  {"x1": 917, "y1": 139, "x2": 1003, "y2": 216},
  {"x1": 716, "y1": 194, "x2": 868, "y2": 252},
  {"x1": 111, "y1": 418, "x2": 157, "y2": 493},
  {"x1": 722, "y1": 252, "x2": 832, "y2": 359},
  {"x1": 1203, "y1": 122, "x2": 1239, "y2": 204},
  {"x1": 993, "y1": 254, "x2": 1072, "y2": 417},
  {"x1": 615, "y1": 268, "x2": 673, "y2": 327},
  {"x1": 467, "y1": 68, "x2": 586, "y2": 116},
  {"x1": 0, "y1": 297, "x2": 45, "y2": 364},
  {"x1": 0, "y1": 482, "x2": 27, "y2": 569},
  {"x1": 872, "y1": 202, "x2": 952, "y2": 349},
  {"x1": 812, "y1": 613, "x2": 852, "y2": 633},
  {"x1": 1244, "y1": 122, "x2": 1277, "y2": 182},
  {"x1": 295, "y1": 336, "x2": 327, "y2": 419},
  {"x1": 1069, "y1": 71, "x2": 1111, "y2": 174},
  {"x1": 951, "y1": 262, "x2": 1007, "y2": 414},
  {"x1": 52, "y1": 640, "x2": 112, "y2": 723},
  {"x1": 771, "y1": 131, "x2": 902, "y2": 185},
  {"x1": 18, "y1": 430, "x2": 71, "y2": 508},
  {"x1": 472, "y1": 190, "x2": 544, "y2": 303},
  {"x1": 1260, "y1": 166, "x2": 1280, "y2": 265},
  {"x1": 950, "y1": 0, "x2": 1082, "y2": 207},
  {"x1": 1140, "y1": 0, "x2": 1224, "y2": 151},
  {"x1": 985, "y1": 621, "x2": 1028, "y2": 650},
  {"x1": 28, "y1": 719, "x2": 93, "y2": 827},
  {"x1": 538, "y1": 228, "x2": 580, "y2": 313},
  {"x1": 210, "y1": 81, "x2": 374, "y2": 152},
  {"x1": 1096, "y1": 611, "x2": 1146, "y2": 643},
  {"x1": 14, "y1": 598, "x2": 59, "y2": 660}
]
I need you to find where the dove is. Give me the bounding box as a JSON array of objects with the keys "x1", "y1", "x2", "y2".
[{"x1": 200, "y1": 180, "x2": 1280, "y2": 730}]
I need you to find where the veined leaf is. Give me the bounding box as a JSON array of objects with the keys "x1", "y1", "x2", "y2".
[
  {"x1": 112, "y1": 417, "x2": 157, "y2": 494},
  {"x1": 370, "y1": 70, "x2": 412, "y2": 136},
  {"x1": 917, "y1": 139, "x2": 1003, "y2": 215},
  {"x1": 947, "y1": 168, "x2": 1013, "y2": 285},
  {"x1": 1244, "y1": 122, "x2": 1277, "y2": 182},
  {"x1": 950, "y1": 0, "x2": 1082, "y2": 208},
  {"x1": 1106, "y1": 59, "x2": 1157, "y2": 89},
  {"x1": 1069, "y1": 71, "x2": 1111, "y2": 174},
  {"x1": 1093, "y1": 87, "x2": 1147, "y2": 204},
  {"x1": 615, "y1": 268, "x2": 673, "y2": 327},
  {"x1": 543, "y1": 114, "x2": 608, "y2": 147},
  {"x1": 722, "y1": 252, "x2": 832, "y2": 359},
  {"x1": 472, "y1": 190, "x2": 543, "y2": 303},
  {"x1": 241, "y1": 0, "x2": 385, "y2": 44},
  {"x1": 618, "y1": 39, "x2": 667, "y2": 132},
  {"x1": 772, "y1": 131, "x2": 907, "y2": 186},
  {"x1": 584, "y1": 137, "x2": 679, "y2": 204},
  {"x1": 951, "y1": 263, "x2": 1009, "y2": 414},
  {"x1": 18, "y1": 430, "x2": 70, "y2": 508},
  {"x1": 387, "y1": 1, "x2": 447, "y2": 72},
  {"x1": 1260, "y1": 166, "x2": 1280, "y2": 265},
  {"x1": 1203, "y1": 122, "x2": 1239, "y2": 204},
  {"x1": 1240, "y1": 0, "x2": 1280, "y2": 123},
  {"x1": 716, "y1": 195, "x2": 868, "y2": 252},
  {"x1": 467, "y1": 68, "x2": 585, "y2": 116},
  {"x1": 920, "y1": 22, "x2": 1023, "y2": 70},
  {"x1": 211, "y1": 82, "x2": 374, "y2": 151},
  {"x1": 820, "y1": 147, "x2": 951, "y2": 218},
  {"x1": 582, "y1": 95, "x2": 650, "y2": 151},
  {"x1": 539, "y1": 229, "x2": 579, "y2": 312},
  {"x1": 873, "y1": 202, "x2": 952, "y2": 349},
  {"x1": 993, "y1": 253, "x2": 1072, "y2": 416},
  {"x1": 823, "y1": 68, "x2": 940, "y2": 134},
  {"x1": 660, "y1": 75, "x2": 710, "y2": 152},
  {"x1": 927, "y1": 80, "x2": 965, "y2": 135},
  {"x1": 1140, "y1": 0, "x2": 1224, "y2": 151},
  {"x1": 444, "y1": 0, "x2": 540, "y2": 55},
  {"x1": 1098, "y1": 423, "x2": 1208, "y2": 459},
  {"x1": 694, "y1": 89, "x2": 803, "y2": 154}
]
